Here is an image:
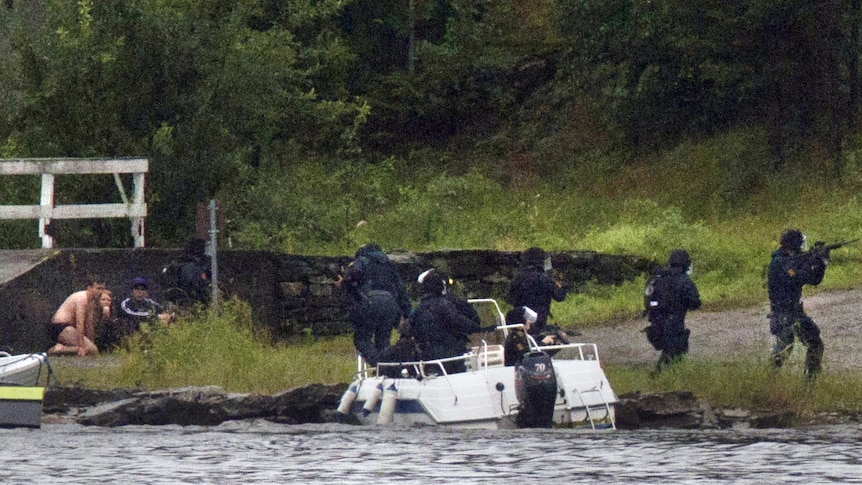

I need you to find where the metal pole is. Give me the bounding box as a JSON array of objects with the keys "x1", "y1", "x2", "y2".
[
  {"x1": 209, "y1": 199, "x2": 219, "y2": 310},
  {"x1": 407, "y1": 0, "x2": 415, "y2": 74}
]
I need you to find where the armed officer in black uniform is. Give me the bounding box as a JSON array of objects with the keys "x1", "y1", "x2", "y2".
[
  {"x1": 339, "y1": 244, "x2": 412, "y2": 366},
  {"x1": 767, "y1": 229, "x2": 828, "y2": 378},
  {"x1": 647, "y1": 249, "x2": 701, "y2": 372},
  {"x1": 409, "y1": 269, "x2": 480, "y2": 374},
  {"x1": 506, "y1": 247, "x2": 567, "y2": 338}
]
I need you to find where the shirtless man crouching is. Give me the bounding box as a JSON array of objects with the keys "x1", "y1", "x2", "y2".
[{"x1": 47, "y1": 276, "x2": 106, "y2": 356}]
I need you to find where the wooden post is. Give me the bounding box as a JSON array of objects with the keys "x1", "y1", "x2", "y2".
[
  {"x1": 209, "y1": 199, "x2": 219, "y2": 310},
  {"x1": 131, "y1": 172, "x2": 146, "y2": 248},
  {"x1": 38, "y1": 173, "x2": 54, "y2": 249}
]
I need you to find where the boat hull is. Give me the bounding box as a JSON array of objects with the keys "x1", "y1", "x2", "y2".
[
  {"x1": 0, "y1": 353, "x2": 48, "y2": 386},
  {"x1": 346, "y1": 353, "x2": 616, "y2": 430}
]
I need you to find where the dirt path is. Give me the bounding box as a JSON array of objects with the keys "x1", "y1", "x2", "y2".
[{"x1": 584, "y1": 288, "x2": 862, "y2": 372}]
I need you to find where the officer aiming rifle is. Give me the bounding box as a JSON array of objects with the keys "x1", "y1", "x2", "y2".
[{"x1": 766, "y1": 230, "x2": 857, "y2": 379}]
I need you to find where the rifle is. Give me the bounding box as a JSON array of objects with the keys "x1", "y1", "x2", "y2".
[{"x1": 807, "y1": 238, "x2": 860, "y2": 258}]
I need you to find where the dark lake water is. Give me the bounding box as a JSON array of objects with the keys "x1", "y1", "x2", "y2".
[{"x1": 3, "y1": 421, "x2": 861, "y2": 483}]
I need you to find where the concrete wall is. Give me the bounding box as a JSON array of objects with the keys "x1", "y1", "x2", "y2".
[{"x1": 0, "y1": 248, "x2": 655, "y2": 353}]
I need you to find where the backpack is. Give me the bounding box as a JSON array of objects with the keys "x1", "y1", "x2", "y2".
[
  {"x1": 643, "y1": 269, "x2": 676, "y2": 316},
  {"x1": 643, "y1": 269, "x2": 676, "y2": 350}
]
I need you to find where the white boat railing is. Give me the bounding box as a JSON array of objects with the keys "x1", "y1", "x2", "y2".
[
  {"x1": 356, "y1": 354, "x2": 471, "y2": 404},
  {"x1": 535, "y1": 342, "x2": 601, "y2": 363},
  {"x1": 353, "y1": 298, "x2": 601, "y2": 379},
  {"x1": 357, "y1": 353, "x2": 472, "y2": 380},
  {"x1": 466, "y1": 298, "x2": 507, "y2": 335},
  {"x1": 489, "y1": 322, "x2": 602, "y2": 364},
  {"x1": 356, "y1": 340, "x2": 601, "y2": 383}
]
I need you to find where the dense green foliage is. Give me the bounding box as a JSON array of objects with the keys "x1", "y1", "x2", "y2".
[
  {"x1": 553, "y1": 0, "x2": 859, "y2": 158},
  {"x1": 2, "y1": 0, "x2": 368, "y2": 244},
  {"x1": 3, "y1": 0, "x2": 862, "y2": 249}
]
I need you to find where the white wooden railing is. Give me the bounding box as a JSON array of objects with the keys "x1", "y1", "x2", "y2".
[{"x1": 0, "y1": 158, "x2": 148, "y2": 248}]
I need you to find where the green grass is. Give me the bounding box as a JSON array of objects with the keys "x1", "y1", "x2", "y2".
[
  {"x1": 606, "y1": 351, "x2": 862, "y2": 419},
  {"x1": 48, "y1": 299, "x2": 862, "y2": 418},
  {"x1": 50, "y1": 299, "x2": 357, "y2": 394},
  {"x1": 227, "y1": 127, "x2": 862, "y2": 329}
]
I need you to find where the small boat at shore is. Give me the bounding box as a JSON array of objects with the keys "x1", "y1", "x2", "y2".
[
  {"x1": 337, "y1": 299, "x2": 617, "y2": 429},
  {"x1": 0, "y1": 352, "x2": 49, "y2": 428},
  {"x1": 0, "y1": 352, "x2": 49, "y2": 386}
]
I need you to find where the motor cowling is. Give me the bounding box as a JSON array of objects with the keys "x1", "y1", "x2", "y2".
[{"x1": 514, "y1": 351, "x2": 558, "y2": 428}]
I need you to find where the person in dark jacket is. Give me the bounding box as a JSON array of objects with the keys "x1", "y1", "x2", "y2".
[
  {"x1": 504, "y1": 306, "x2": 537, "y2": 366},
  {"x1": 409, "y1": 269, "x2": 480, "y2": 374},
  {"x1": 119, "y1": 277, "x2": 173, "y2": 332},
  {"x1": 648, "y1": 249, "x2": 701, "y2": 372},
  {"x1": 338, "y1": 243, "x2": 412, "y2": 366},
  {"x1": 176, "y1": 237, "x2": 211, "y2": 306},
  {"x1": 447, "y1": 279, "x2": 481, "y2": 330},
  {"x1": 767, "y1": 229, "x2": 828, "y2": 377},
  {"x1": 506, "y1": 247, "x2": 567, "y2": 338}
]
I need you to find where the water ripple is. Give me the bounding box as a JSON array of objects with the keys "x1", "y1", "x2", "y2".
[{"x1": 1, "y1": 422, "x2": 861, "y2": 483}]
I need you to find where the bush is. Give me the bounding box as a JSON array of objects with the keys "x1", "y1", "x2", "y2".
[{"x1": 111, "y1": 299, "x2": 356, "y2": 393}]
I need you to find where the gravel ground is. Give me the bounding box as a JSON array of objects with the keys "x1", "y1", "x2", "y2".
[{"x1": 584, "y1": 288, "x2": 862, "y2": 372}]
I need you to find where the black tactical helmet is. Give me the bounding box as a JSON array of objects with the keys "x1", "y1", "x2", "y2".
[
  {"x1": 668, "y1": 249, "x2": 691, "y2": 268},
  {"x1": 417, "y1": 268, "x2": 447, "y2": 296},
  {"x1": 780, "y1": 229, "x2": 805, "y2": 251},
  {"x1": 522, "y1": 247, "x2": 546, "y2": 268},
  {"x1": 355, "y1": 243, "x2": 383, "y2": 258},
  {"x1": 505, "y1": 306, "x2": 538, "y2": 326},
  {"x1": 505, "y1": 307, "x2": 524, "y2": 326}
]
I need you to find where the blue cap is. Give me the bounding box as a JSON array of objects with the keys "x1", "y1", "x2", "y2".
[{"x1": 132, "y1": 277, "x2": 148, "y2": 289}]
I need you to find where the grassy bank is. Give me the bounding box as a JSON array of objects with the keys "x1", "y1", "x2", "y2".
[
  {"x1": 51, "y1": 128, "x2": 862, "y2": 417},
  {"x1": 608, "y1": 354, "x2": 862, "y2": 420},
  {"x1": 49, "y1": 299, "x2": 862, "y2": 418}
]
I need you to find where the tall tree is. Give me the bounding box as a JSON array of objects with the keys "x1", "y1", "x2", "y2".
[
  {"x1": 1, "y1": 0, "x2": 366, "y2": 245},
  {"x1": 555, "y1": 0, "x2": 857, "y2": 171}
]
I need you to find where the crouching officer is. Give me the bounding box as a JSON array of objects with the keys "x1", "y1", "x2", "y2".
[
  {"x1": 410, "y1": 269, "x2": 479, "y2": 374},
  {"x1": 503, "y1": 306, "x2": 562, "y2": 366},
  {"x1": 767, "y1": 229, "x2": 828, "y2": 378}
]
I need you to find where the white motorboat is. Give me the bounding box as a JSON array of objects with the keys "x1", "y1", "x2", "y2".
[
  {"x1": 337, "y1": 299, "x2": 617, "y2": 429},
  {"x1": 0, "y1": 352, "x2": 49, "y2": 386},
  {"x1": 0, "y1": 352, "x2": 48, "y2": 428}
]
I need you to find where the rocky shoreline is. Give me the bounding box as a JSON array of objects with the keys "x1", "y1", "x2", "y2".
[
  {"x1": 42, "y1": 384, "x2": 347, "y2": 427},
  {"x1": 40, "y1": 384, "x2": 861, "y2": 430}
]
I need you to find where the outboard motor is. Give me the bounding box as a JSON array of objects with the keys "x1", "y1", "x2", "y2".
[{"x1": 514, "y1": 351, "x2": 558, "y2": 428}]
